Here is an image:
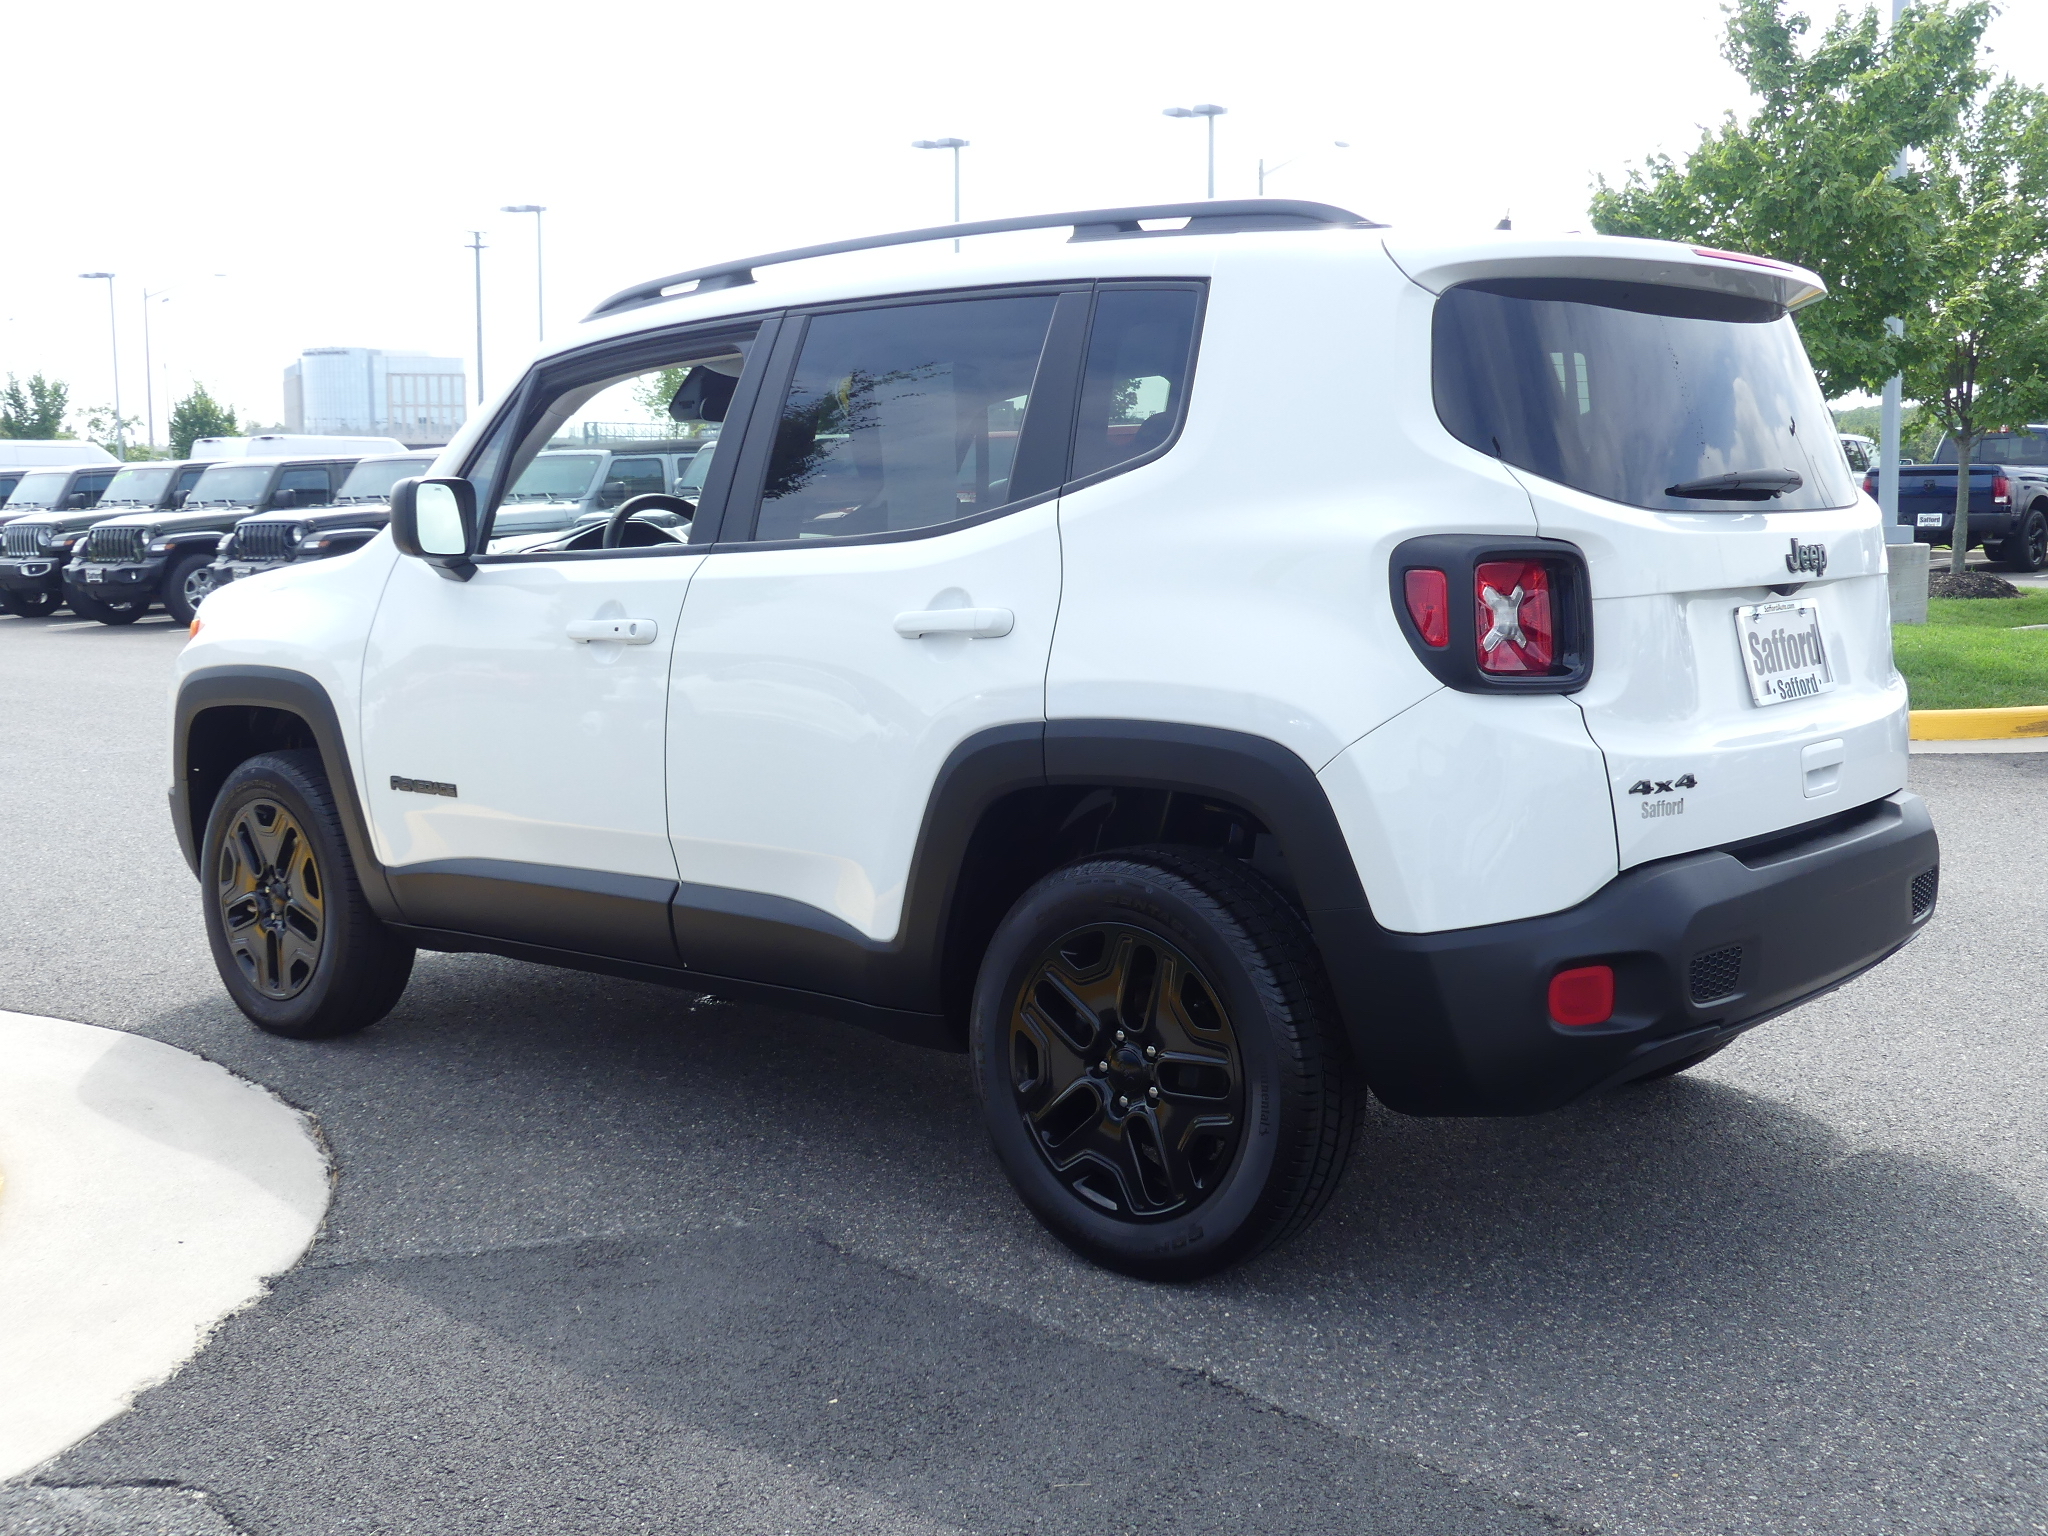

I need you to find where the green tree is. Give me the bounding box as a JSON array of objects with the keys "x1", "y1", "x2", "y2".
[
  {"x1": 167, "y1": 385, "x2": 240, "y2": 458},
  {"x1": 1590, "y1": 0, "x2": 1992, "y2": 396},
  {"x1": 82, "y1": 406, "x2": 144, "y2": 460},
  {"x1": 1897, "y1": 77, "x2": 2048, "y2": 567},
  {"x1": 0, "y1": 373, "x2": 73, "y2": 439}
]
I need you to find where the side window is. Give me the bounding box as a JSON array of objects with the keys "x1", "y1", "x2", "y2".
[
  {"x1": 1841, "y1": 439, "x2": 1869, "y2": 474},
  {"x1": 1069, "y1": 287, "x2": 1201, "y2": 483},
  {"x1": 276, "y1": 467, "x2": 333, "y2": 506},
  {"x1": 750, "y1": 293, "x2": 1058, "y2": 542},
  {"x1": 175, "y1": 467, "x2": 206, "y2": 494},
  {"x1": 76, "y1": 472, "x2": 115, "y2": 507},
  {"x1": 596, "y1": 456, "x2": 664, "y2": 508},
  {"x1": 475, "y1": 328, "x2": 757, "y2": 556}
]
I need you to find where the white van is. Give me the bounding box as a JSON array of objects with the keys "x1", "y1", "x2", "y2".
[
  {"x1": 192, "y1": 434, "x2": 408, "y2": 459},
  {"x1": 0, "y1": 441, "x2": 118, "y2": 468}
]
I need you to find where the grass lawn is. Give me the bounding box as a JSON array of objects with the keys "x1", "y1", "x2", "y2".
[{"x1": 1892, "y1": 592, "x2": 2048, "y2": 710}]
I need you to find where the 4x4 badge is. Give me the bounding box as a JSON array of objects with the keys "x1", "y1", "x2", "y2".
[{"x1": 1628, "y1": 775, "x2": 1697, "y2": 794}]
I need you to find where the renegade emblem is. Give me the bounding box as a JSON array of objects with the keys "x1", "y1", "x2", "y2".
[{"x1": 390, "y1": 775, "x2": 458, "y2": 798}]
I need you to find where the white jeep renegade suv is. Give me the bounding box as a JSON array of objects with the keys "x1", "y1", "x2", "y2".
[{"x1": 172, "y1": 199, "x2": 1939, "y2": 1279}]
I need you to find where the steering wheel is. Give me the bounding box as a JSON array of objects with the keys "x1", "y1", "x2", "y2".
[{"x1": 603, "y1": 492, "x2": 695, "y2": 548}]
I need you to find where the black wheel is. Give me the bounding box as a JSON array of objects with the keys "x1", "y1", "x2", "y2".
[
  {"x1": 200, "y1": 749, "x2": 415, "y2": 1038},
  {"x1": 164, "y1": 551, "x2": 217, "y2": 625},
  {"x1": 1996, "y1": 507, "x2": 2048, "y2": 572},
  {"x1": 65, "y1": 586, "x2": 147, "y2": 624},
  {"x1": 971, "y1": 847, "x2": 1359, "y2": 1280},
  {"x1": 1, "y1": 587, "x2": 59, "y2": 617},
  {"x1": 1629, "y1": 1043, "x2": 1728, "y2": 1083}
]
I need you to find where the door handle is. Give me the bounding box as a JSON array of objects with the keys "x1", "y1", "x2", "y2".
[
  {"x1": 567, "y1": 618, "x2": 658, "y2": 644},
  {"x1": 893, "y1": 607, "x2": 1014, "y2": 639}
]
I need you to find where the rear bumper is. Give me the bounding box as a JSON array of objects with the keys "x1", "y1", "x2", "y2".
[
  {"x1": 1318, "y1": 791, "x2": 1938, "y2": 1115},
  {"x1": 1903, "y1": 511, "x2": 2014, "y2": 543}
]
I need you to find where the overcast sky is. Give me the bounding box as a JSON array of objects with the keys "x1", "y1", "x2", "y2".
[{"x1": 5, "y1": 0, "x2": 2044, "y2": 441}]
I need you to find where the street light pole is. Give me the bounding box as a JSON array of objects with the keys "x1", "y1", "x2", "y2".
[
  {"x1": 911, "y1": 139, "x2": 969, "y2": 250},
  {"x1": 79, "y1": 273, "x2": 123, "y2": 459},
  {"x1": 1163, "y1": 104, "x2": 1227, "y2": 198},
  {"x1": 140, "y1": 286, "x2": 172, "y2": 451},
  {"x1": 501, "y1": 205, "x2": 547, "y2": 341},
  {"x1": 467, "y1": 231, "x2": 488, "y2": 404}
]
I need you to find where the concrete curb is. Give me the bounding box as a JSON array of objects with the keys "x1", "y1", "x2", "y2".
[
  {"x1": 0, "y1": 1013, "x2": 329, "y2": 1480},
  {"x1": 1908, "y1": 705, "x2": 2048, "y2": 741}
]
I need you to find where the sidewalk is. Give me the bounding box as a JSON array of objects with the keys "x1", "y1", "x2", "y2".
[{"x1": 0, "y1": 1014, "x2": 329, "y2": 1481}]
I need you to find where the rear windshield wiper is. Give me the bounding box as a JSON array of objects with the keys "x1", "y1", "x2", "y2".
[{"x1": 1664, "y1": 469, "x2": 1804, "y2": 501}]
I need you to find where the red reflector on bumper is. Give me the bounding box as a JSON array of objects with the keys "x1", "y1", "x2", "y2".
[
  {"x1": 1403, "y1": 568, "x2": 1450, "y2": 647},
  {"x1": 1548, "y1": 965, "x2": 1614, "y2": 1026}
]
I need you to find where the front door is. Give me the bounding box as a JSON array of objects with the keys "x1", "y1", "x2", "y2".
[
  {"x1": 357, "y1": 331, "x2": 760, "y2": 965},
  {"x1": 665, "y1": 291, "x2": 1077, "y2": 990}
]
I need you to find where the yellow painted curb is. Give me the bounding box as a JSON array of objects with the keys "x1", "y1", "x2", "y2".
[{"x1": 1909, "y1": 706, "x2": 2048, "y2": 740}]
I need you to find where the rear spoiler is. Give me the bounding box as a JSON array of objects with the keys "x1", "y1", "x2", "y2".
[{"x1": 1383, "y1": 234, "x2": 1827, "y2": 312}]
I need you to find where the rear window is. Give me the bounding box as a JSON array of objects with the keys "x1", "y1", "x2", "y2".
[
  {"x1": 1937, "y1": 432, "x2": 2048, "y2": 465},
  {"x1": 1433, "y1": 278, "x2": 1856, "y2": 512}
]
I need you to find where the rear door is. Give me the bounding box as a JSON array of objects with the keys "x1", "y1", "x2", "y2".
[
  {"x1": 663, "y1": 287, "x2": 1080, "y2": 971},
  {"x1": 1427, "y1": 267, "x2": 1906, "y2": 871}
]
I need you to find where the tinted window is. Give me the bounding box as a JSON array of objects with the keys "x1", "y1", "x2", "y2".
[
  {"x1": 175, "y1": 467, "x2": 207, "y2": 493},
  {"x1": 1938, "y1": 432, "x2": 2048, "y2": 466},
  {"x1": 597, "y1": 456, "x2": 664, "y2": 508},
  {"x1": 752, "y1": 295, "x2": 1057, "y2": 542},
  {"x1": 1840, "y1": 439, "x2": 1869, "y2": 473},
  {"x1": 76, "y1": 472, "x2": 115, "y2": 506},
  {"x1": 1071, "y1": 288, "x2": 1201, "y2": 481},
  {"x1": 1433, "y1": 278, "x2": 1856, "y2": 512}
]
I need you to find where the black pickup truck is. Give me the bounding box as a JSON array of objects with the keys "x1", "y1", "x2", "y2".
[{"x1": 1864, "y1": 426, "x2": 2048, "y2": 571}]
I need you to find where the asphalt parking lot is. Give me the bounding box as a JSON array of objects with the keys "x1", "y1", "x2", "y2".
[{"x1": 2, "y1": 611, "x2": 2044, "y2": 1536}]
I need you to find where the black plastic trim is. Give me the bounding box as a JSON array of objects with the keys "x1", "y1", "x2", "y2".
[
  {"x1": 171, "y1": 665, "x2": 399, "y2": 920},
  {"x1": 386, "y1": 858, "x2": 678, "y2": 967}
]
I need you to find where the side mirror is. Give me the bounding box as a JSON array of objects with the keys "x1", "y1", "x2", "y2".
[
  {"x1": 66, "y1": 493, "x2": 88, "y2": 509},
  {"x1": 389, "y1": 476, "x2": 479, "y2": 580}
]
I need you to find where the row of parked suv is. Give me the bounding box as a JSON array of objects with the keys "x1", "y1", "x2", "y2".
[{"x1": 0, "y1": 438, "x2": 718, "y2": 624}]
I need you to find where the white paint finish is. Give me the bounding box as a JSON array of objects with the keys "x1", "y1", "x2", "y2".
[
  {"x1": 666, "y1": 503, "x2": 1060, "y2": 940},
  {"x1": 174, "y1": 533, "x2": 402, "y2": 824},
  {"x1": 1048, "y1": 246, "x2": 1524, "y2": 767},
  {"x1": 1577, "y1": 576, "x2": 1909, "y2": 870},
  {"x1": 1382, "y1": 231, "x2": 1828, "y2": 311},
  {"x1": 359, "y1": 550, "x2": 700, "y2": 878},
  {"x1": 0, "y1": 1012, "x2": 328, "y2": 1478},
  {"x1": 1317, "y1": 690, "x2": 1618, "y2": 933}
]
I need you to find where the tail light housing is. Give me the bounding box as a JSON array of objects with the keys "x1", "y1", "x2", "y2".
[
  {"x1": 1993, "y1": 473, "x2": 2011, "y2": 505},
  {"x1": 1391, "y1": 536, "x2": 1592, "y2": 693},
  {"x1": 1862, "y1": 471, "x2": 1877, "y2": 497}
]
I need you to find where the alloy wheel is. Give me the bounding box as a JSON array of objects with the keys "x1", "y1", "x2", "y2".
[
  {"x1": 215, "y1": 797, "x2": 326, "y2": 1000},
  {"x1": 182, "y1": 563, "x2": 216, "y2": 610},
  {"x1": 1006, "y1": 923, "x2": 1244, "y2": 1221}
]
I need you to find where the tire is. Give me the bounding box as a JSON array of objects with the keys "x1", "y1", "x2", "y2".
[
  {"x1": 1, "y1": 587, "x2": 59, "y2": 617},
  {"x1": 65, "y1": 586, "x2": 147, "y2": 624},
  {"x1": 1629, "y1": 1043, "x2": 1727, "y2": 1083},
  {"x1": 163, "y1": 550, "x2": 217, "y2": 625},
  {"x1": 970, "y1": 846, "x2": 1359, "y2": 1280},
  {"x1": 200, "y1": 749, "x2": 415, "y2": 1038},
  {"x1": 1995, "y1": 506, "x2": 2048, "y2": 573}
]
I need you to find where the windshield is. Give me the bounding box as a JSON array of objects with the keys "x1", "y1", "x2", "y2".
[
  {"x1": 676, "y1": 440, "x2": 717, "y2": 495},
  {"x1": 504, "y1": 452, "x2": 602, "y2": 502},
  {"x1": 4, "y1": 471, "x2": 70, "y2": 508},
  {"x1": 1937, "y1": 432, "x2": 2048, "y2": 466},
  {"x1": 1433, "y1": 278, "x2": 1856, "y2": 512},
  {"x1": 336, "y1": 457, "x2": 434, "y2": 501},
  {"x1": 185, "y1": 464, "x2": 274, "y2": 506},
  {"x1": 99, "y1": 466, "x2": 177, "y2": 506}
]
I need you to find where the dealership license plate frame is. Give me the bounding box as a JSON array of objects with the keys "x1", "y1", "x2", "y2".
[{"x1": 1736, "y1": 598, "x2": 1838, "y2": 708}]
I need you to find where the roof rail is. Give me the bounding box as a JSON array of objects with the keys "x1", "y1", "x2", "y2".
[{"x1": 584, "y1": 199, "x2": 1381, "y2": 321}]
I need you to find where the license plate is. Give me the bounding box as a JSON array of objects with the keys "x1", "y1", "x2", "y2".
[
  {"x1": 1917, "y1": 512, "x2": 1945, "y2": 527},
  {"x1": 228, "y1": 565, "x2": 254, "y2": 579},
  {"x1": 83, "y1": 567, "x2": 103, "y2": 582},
  {"x1": 1736, "y1": 599, "x2": 1838, "y2": 708}
]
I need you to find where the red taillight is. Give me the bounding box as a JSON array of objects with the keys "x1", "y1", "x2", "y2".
[
  {"x1": 1548, "y1": 965, "x2": 1615, "y2": 1027},
  {"x1": 1474, "y1": 560, "x2": 1555, "y2": 673},
  {"x1": 1403, "y1": 568, "x2": 1450, "y2": 648},
  {"x1": 1993, "y1": 473, "x2": 2011, "y2": 504},
  {"x1": 1862, "y1": 472, "x2": 1877, "y2": 497}
]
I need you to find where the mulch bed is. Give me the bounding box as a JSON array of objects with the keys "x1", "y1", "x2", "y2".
[{"x1": 1928, "y1": 571, "x2": 2023, "y2": 599}]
